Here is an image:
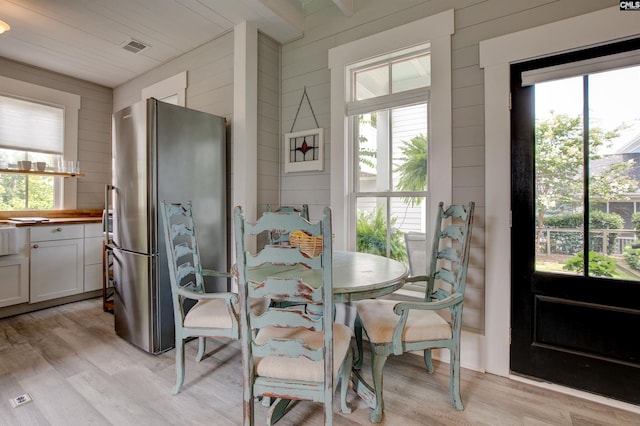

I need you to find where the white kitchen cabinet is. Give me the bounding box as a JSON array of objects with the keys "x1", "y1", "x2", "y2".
[
  {"x1": 84, "y1": 223, "x2": 104, "y2": 292},
  {"x1": 0, "y1": 226, "x2": 29, "y2": 307},
  {"x1": 30, "y1": 224, "x2": 84, "y2": 303},
  {"x1": 0, "y1": 256, "x2": 29, "y2": 307}
]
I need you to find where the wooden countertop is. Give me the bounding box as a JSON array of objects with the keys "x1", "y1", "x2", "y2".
[
  {"x1": 0, "y1": 209, "x2": 103, "y2": 227},
  {"x1": 6, "y1": 217, "x2": 102, "y2": 227}
]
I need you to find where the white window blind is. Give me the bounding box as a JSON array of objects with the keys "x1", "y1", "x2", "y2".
[
  {"x1": 521, "y1": 49, "x2": 640, "y2": 86},
  {"x1": 0, "y1": 95, "x2": 64, "y2": 154}
]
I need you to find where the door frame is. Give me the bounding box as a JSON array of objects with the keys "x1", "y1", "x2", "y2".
[{"x1": 480, "y1": 5, "x2": 640, "y2": 401}]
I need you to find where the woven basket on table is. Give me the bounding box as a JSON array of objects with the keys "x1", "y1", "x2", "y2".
[{"x1": 289, "y1": 230, "x2": 323, "y2": 257}]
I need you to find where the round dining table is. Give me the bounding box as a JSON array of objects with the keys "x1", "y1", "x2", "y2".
[{"x1": 330, "y1": 250, "x2": 409, "y2": 302}]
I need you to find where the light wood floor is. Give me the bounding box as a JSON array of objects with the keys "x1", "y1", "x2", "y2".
[{"x1": 1, "y1": 298, "x2": 639, "y2": 426}]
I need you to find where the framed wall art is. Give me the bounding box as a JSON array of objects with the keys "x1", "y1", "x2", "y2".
[{"x1": 283, "y1": 127, "x2": 324, "y2": 173}]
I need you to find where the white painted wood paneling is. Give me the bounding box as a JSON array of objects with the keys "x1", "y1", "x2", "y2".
[{"x1": 256, "y1": 33, "x2": 281, "y2": 214}]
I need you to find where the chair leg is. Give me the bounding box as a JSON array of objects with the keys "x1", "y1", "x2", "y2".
[
  {"x1": 172, "y1": 338, "x2": 185, "y2": 395},
  {"x1": 423, "y1": 349, "x2": 434, "y2": 373},
  {"x1": 354, "y1": 314, "x2": 364, "y2": 370},
  {"x1": 340, "y1": 349, "x2": 353, "y2": 414},
  {"x1": 243, "y1": 384, "x2": 254, "y2": 426},
  {"x1": 267, "y1": 398, "x2": 291, "y2": 425},
  {"x1": 450, "y1": 347, "x2": 464, "y2": 410},
  {"x1": 369, "y1": 343, "x2": 388, "y2": 423},
  {"x1": 195, "y1": 336, "x2": 206, "y2": 362}
]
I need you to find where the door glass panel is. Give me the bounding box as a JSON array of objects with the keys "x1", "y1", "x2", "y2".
[
  {"x1": 534, "y1": 77, "x2": 584, "y2": 275},
  {"x1": 535, "y1": 63, "x2": 640, "y2": 281},
  {"x1": 588, "y1": 65, "x2": 640, "y2": 281}
]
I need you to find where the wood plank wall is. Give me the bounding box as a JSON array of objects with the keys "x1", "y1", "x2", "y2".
[
  {"x1": 0, "y1": 57, "x2": 112, "y2": 211},
  {"x1": 280, "y1": 0, "x2": 619, "y2": 333},
  {"x1": 257, "y1": 33, "x2": 282, "y2": 215}
]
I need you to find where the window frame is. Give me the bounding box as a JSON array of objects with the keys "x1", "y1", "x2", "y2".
[
  {"x1": 0, "y1": 76, "x2": 80, "y2": 210},
  {"x1": 328, "y1": 10, "x2": 454, "y2": 251}
]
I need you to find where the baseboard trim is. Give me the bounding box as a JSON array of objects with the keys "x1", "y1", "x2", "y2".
[{"x1": 509, "y1": 374, "x2": 640, "y2": 415}]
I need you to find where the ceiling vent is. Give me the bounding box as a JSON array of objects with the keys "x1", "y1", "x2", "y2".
[{"x1": 122, "y1": 39, "x2": 149, "y2": 54}]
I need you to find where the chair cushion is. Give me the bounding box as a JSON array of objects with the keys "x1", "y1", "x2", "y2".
[
  {"x1": 184, "y1": 297, "x2": 269, "y2": 329},
  {"x1": 356, "y1": 299, "x2": 451, "y2": 344},
  {"x1": 254, "y1": 323, "x2": 352, "y2": 382},
  {"x1": 184, "y1": 299, "x2": 234, "y2": 329}
]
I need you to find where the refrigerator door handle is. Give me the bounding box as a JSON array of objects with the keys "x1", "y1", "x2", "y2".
[{"x1": 104, "y1": 184, "x2": 115, "y2": 236}]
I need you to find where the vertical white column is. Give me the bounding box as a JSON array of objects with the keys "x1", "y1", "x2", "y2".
[{"x1": 233, "y1": 21, "x2": 258, "y2": 223}]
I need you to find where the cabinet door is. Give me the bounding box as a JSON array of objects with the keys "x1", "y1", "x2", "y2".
[
  {"x1": 84, "y1": 264, "x2": 103, "y2": 292},
  {"x1": 84, "y1": 236, "x2": 103, "y2": 265},
  {"x1": 30, "y1": 239, "x2": 83, "y2": 303},
  {"x1": 0, "y1": 256, "x2": 29, "y2": 307}
]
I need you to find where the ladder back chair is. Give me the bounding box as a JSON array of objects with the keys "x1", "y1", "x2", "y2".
[
  {"x1": 265, "y1": 204, "x2": 310, "y2": 245},
  {"x1": 233, "y1": 206, "x2": 352, "y2": 426},
  {"x1": 354, "y1": 201, "x2": 475, "y2": 422},
  {"x1": 160, "y1": 201, "x2": 238, "y2": 394},
  {"x1": 354, "y1": 231, "x2": 429, "y2": 369}
]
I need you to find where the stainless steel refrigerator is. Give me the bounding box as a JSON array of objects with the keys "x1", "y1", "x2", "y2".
[{"x1": 110, "y1": 98, "x2": 227, "y2": 354}]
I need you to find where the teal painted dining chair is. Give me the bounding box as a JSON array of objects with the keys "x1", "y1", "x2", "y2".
[
  {"x1": 233, "y1": 206, "x2": 353, "y2": 425},
  {"x1": 265, "y1": 204, "x2": 309, "y2": 245},
  {"x1": 160, "y1": 201, "x2": 238, "y2": 394},
  {"x1": 354, "y1": 201, "x2": 475, "y2": 422}
]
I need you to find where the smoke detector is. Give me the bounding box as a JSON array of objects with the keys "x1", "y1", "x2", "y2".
[{"x1": 121, "y1": 39, "x2": 149, "y2": 54}]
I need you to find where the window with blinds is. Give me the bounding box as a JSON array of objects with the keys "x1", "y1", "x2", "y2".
[{"x1": 0, "y1": 95, "x2": 64, "y2": 210}]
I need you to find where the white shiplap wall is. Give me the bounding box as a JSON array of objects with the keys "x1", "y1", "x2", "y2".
[
  {"x1": 113, "y1": 31, "x2": 234, "y2": 118},
  {"x1": 0, "y1": 56, "x2": 112, "y2": 210},
  {"x1": 257, "y1": 33, "x2": 281, "y2": 214},
  {"x1": 280, "y1": 0, "x2": 619, "y2": 333}
]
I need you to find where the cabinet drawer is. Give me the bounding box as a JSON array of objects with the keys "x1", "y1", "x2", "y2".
[
  {"x1": 85, "y1": 223, "x2": 104, "y2": 238},
  {"x1": 30, "y1": 225, "x2": 84, "y2": 242}
]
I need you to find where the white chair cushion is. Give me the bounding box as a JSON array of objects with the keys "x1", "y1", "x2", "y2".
[
  {"x1": 184, "y1": 297, "x2": 269, "y2": 329},
  {"x1": 356, "y1": 299, "x2": 451, "y2": 344},
  {"x1": 254, "y1": 323, "x2": 352, "y2": 382},
  {"x1": 184, "y1": 299, "x2": 234, "y2": 329}
]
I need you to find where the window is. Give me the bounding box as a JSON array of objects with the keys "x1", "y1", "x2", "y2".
[
  {"x1": 329, "y1": 11, "x2": 454, "y2": 254},
  {"x1": 348, "y1": 50, "x2": 430, "y2": 259},
  {"x1": 0, "y1": 95, "x2": 64, "y2": 210},
  {"x1": 0, "y1": 76, "x2": 80, "y2": 211}
]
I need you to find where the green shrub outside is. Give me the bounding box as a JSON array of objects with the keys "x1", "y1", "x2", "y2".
[
  {"x1": 563, "y1": 251, "x2": 616, "y2": 277},
  {"x1": 623, "y1": 245, "x2": 640, "y2": 270},
  {"x1": 356, "y1": 207, "x2": 407, "y2": 262}
]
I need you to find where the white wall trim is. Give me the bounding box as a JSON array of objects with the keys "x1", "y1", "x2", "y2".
[
  {"x1": 479, "y1": 5, "x2": 640, "y2": 378},
  {"x1": 328, "y1": 10, "x2": 454, "y2": 251},
  {"x1": 141, "y1": 71, "x2": 187, "y2": 106},
  {"x1": 233, "y1": 21, "x2": 259, "y2": 222}
]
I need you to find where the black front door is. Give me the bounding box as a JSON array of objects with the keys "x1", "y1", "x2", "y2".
[{"x1": 510, "y1": 39, "x2": 640, "y2": 404}]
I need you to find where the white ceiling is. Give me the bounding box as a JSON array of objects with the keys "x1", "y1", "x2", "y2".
[{"x1": 0, "y1": 0, "x2": 352, "y2": 88}]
